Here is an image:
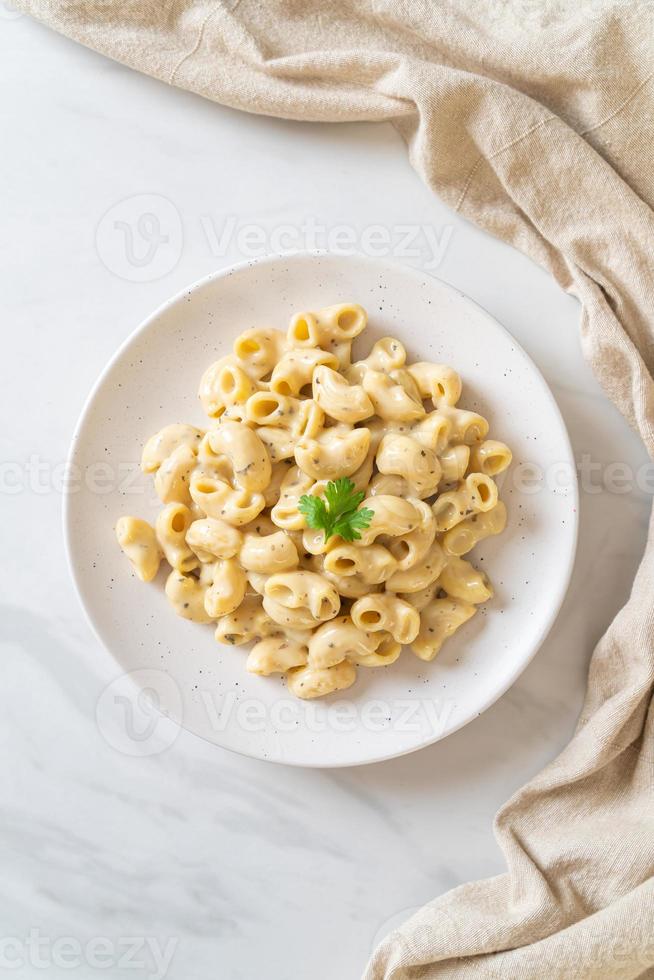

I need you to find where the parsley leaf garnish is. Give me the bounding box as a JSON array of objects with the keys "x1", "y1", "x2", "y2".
[{"x1": 298, "y1": 477, "x2": 373, "y2": 543}]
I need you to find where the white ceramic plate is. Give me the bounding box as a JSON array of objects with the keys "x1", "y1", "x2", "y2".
[{"x1": 65, "y1": 252, "x2": 578, "y2": 767}]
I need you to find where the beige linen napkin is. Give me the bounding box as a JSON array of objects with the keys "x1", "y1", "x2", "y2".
[{"x1": 16, "y1": 1, "x2": 654, "y2": 976}]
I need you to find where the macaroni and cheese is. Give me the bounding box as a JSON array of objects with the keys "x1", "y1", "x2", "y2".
[{"x1": 116, "y1": 303, "x2": 511, "y2": 699}]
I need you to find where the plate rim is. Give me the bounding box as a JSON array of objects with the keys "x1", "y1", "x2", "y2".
[{"x1": 63, "y1": 250, "x2": 579, "y2": 768}]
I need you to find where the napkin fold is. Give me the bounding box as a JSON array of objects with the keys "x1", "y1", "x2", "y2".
[{"x1": 15, "y1": 1, "x2": 654, "y2": 976}]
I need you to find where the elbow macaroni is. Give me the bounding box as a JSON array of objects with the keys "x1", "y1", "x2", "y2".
[
  {"x1": 116, "y1": 302, "x2": 512, "y2": 697},
  {"x1": 431, "y1": 472, "x2": 498, "y2": 532},
  {"x1": 246, "y1": 635, "x2": 308, "y2": 675},
  {"x1": 376, "y1": 434, "x2": 441, "y2": 498},
  {"x1": 116, "y1": 517, "x2": 161, "y2": 582},
  {"x1": 155, "y1": 503, "x2": 198, "y2": 573},
  {"x1": 295, "y1": 424, "x2": 370, "y2": 481},
  {"x1": 351, "y1": 594, "x2": 420, "y2": 645},
  {"x1": 323, "y1": 542, "x2": 397, "y2": 584},
  {"x1": 412, "y1": 598, "x2": 477, "y2": 661},
  {"x1": 204, "y1": 558, "x2": 247, "y2": 618},
  {"x1": 362, "y1": 369, "x2": 425, "y2": 422},
  {"x1": 312, "y1": 365, "x2": 374, "y2": 423}
]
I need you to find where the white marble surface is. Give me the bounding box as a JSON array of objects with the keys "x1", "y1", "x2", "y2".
[{"x1": 2, "y1": 13, "x2": 651, "y2": 980}]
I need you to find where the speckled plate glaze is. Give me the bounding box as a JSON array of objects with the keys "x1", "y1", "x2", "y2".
[{"x1": 64, "y1": 252, "x2": 578, "y2": 767}]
